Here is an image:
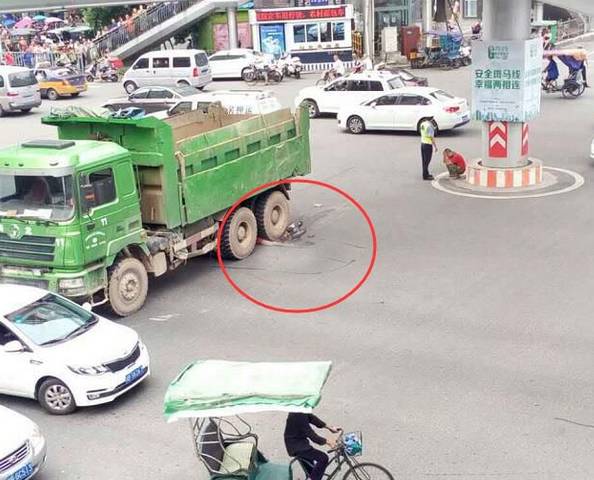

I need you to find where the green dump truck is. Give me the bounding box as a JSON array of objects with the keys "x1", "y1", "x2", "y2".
[{"x1": 0, "y1": 107, "x2": 310, "y2": 315}]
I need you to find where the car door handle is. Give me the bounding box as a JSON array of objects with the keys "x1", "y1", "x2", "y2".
[
  {"x1": 30, "y1": 359, "x2": 42, "y2": 365},
  {"x1": 87, "y1": 223, "x2": 96, "y2": 231}
]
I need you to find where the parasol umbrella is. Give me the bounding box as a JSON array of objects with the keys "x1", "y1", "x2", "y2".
[
  {"x1": 33, "y1": 15, "x2": 46, "y2": 22},
  {"x1": 45, "y1": 17, "x2": 65, "y2": 24},
  {"x1": 3, "y1": 19, "x2": 16, "y2": 27},
  {"x1": 14, "y1": 17, "x2": 33, "y2": 28}
]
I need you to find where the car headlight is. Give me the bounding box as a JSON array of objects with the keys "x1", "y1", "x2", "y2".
[
  {"x1": 59, "y1": 277, "x2": 85, "y2": 289},
  {"x1": 68, "y1": 364, "x2": 109, "y2": 375},
  {"x1": 30, "y1": 425, "x2": 45, "y2": 454}
]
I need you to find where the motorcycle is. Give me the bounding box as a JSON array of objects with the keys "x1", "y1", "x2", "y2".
[
  {"x1": 278, "y1": 54, "x2": 303, "y2": 79},
  {"x1": 85, "y1": 61, "x2": 119, "y2": 83},
  {"x1": 243, "y1": 62, "x2": 283, "y2": 86}
]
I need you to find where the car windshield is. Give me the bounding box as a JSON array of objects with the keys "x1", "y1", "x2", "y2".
[
  {"x1": 6, "y1": 293, "x2": 97, "y2": 346},
  {"x1": 0, "y1": 174, "x2": 75, "y2": 221},
  {"x1": 9, "y1": 71, "x2": 37, "y2": 87},
  {"x1": 430, "y1": 90, "x2": 455, "y2": 102},
  {"x1": 173, "y1": 86, "x2": 199, "y2": 97},
  {"x1": 387, "y1": 77, "x2": 405, "y2": 89}
]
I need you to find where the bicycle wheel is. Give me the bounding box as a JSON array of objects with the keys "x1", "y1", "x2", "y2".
[
  {"x1": 342, "y1": 462, "x2": 394, "y2": 480},
  {"x1": 315, "y1": 78, "x2": 327, "y2": 86}
]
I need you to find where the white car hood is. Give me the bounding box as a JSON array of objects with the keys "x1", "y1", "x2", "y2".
[
  {"x1": 0, "y1": 406, "x2": 36, "y2": 456},
  {"x1": 297, "y1": 86, "x2": 323, "y2": 98},
  {"x1": 40, "y1": 318, "x2": 139, "y2": 366}
]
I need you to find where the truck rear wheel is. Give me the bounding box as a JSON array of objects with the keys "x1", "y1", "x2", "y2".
[
  {"x1": 221, "y1": 207, "x2": 258, "y2": 260},
  {"x1": 108, "y1": 257, "x2": 148, "y2": 317},
  {"x1": 255, "y1": 190, "x2": 290, "y2": 241}
]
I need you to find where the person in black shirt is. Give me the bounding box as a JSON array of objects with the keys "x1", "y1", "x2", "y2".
[{"x1": 284, "y1": 413, "x2": 339, "y2": 480}]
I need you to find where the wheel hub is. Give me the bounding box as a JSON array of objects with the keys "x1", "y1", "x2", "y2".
[
  {"x1": 237, "y1": 222, "x2": 248, "y2": 242},
  {"x1": 271, "y1": 206, "x2": 281, "y2": 225},
  {"x1": 46, "y1": 385, "x2": 71, "y2": 410},
  {"x1": 120, "y1": 272, "x2": 140, "y2": 301}
]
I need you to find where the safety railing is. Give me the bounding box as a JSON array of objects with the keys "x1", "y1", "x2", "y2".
[
  {"x1": 2, "y1": 51, "x2": 88, "y2": 71},
  {"x1": 93, "y1": 0, "x2": 198, "y2": 55},
  {"x1": 557, "y1": 17, "x2": 587, "y2": 42}
]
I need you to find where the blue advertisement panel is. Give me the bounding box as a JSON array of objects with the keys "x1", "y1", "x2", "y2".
[{"x1": 260, "y1": 24, "x2": 286, "y2": 58}]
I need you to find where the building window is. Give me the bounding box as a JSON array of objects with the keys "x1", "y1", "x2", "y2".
[
  {"x1": 306, "y1": 23, "x2": 319, "y2": 42},
  {"x1": 320, "y1": 22, "x2": 331, "y2": 42},
  {"x1": 293, "y1": 24, "x2": 306, "y2": 43},
  {"x1": 463, "y1": 0, "x2": 478, "y2": 18},
  {"x1": 332, "y1": 22, "x2": 345, "y2": 41}
]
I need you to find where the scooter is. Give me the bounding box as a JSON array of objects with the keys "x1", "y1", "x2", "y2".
[
  {"x1": 85, "y1": 61, "x2": 119, "y2": 83},
  {"x1": 278, "y1": 54, "x2": 303, "y2": 79}
]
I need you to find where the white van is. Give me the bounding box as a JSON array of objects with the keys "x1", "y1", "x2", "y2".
[
  {"x1": 122, "y1": 49, "x2": 212, "y2": 94},
  {"x1": 0, "y1": 66, "x2": 41, "y2": 116}
]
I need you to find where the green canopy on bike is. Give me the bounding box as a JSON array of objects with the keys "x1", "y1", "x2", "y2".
[{"x1": 163, "y1": 360, "x2": 332, "y2": 421}]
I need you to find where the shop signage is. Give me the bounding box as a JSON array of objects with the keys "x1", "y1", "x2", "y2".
[
  {"x1": 472, "y1": 38, "x2": 542, "y2": 123},
  {"x1": 255, "y1": 6, "x2": 345, "y2": 21}
]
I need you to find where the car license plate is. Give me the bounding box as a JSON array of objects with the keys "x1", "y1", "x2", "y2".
[
  {"x1": 125, "y1": 366, "x2": 144, "y2": 384},
  {"x1": 8, "y1": 463, "x2": 33, "y2": 480}
]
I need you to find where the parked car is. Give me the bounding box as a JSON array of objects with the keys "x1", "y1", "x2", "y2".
[
  {"x1": 208, "y1": 48, "x2": 274, "y2": 80},
  {"x1": 0, "y1": 66, "x2": 41, "y2": 116},
  {"x1": 0, "y1": 406, "x2": 46, "y2": 480},
  {"x1": 151, "y1": 89, "x2": 283, "y2": 119},
  {"x1": 0, "y1": 285, "x2": 150, "y2": 414},
  {"x1": 122, "y1": 49, "x2": 211, "y2": 94},
  {"x1": 102, "y1": 85, "x2": 199, "y2": 113},
  {"x1": 34, "y1": 66, "x2": 87, "y2": 100},
  {"x1": 376, "y1": 66, "x2": 428, "y2": 86},
  {"x1": 294, "y1": 71, "x2": 405, "y2": 118},
  {"x1": 337, "y1": 87, "x2": 470, "y2": 134}
]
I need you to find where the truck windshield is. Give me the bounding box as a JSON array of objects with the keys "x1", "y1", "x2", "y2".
[
  {"x1": 6, "y1": 293, "x2": 97, "y2": 346},
  {"x1": 0, "y1": 174, "x2": 75, "y2": 221}
]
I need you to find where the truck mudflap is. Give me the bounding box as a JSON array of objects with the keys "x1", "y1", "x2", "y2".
[{"x1": 0, "y1": 263, "x2": 107, "y2": 303}]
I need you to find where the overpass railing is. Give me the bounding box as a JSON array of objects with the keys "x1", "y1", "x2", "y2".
[{"x1": 94, "y1": 0, "x2": 198, "y2": 54}]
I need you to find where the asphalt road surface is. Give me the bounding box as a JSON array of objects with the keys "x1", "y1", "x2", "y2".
[{"x1": 3, "y1": 39, "x2": 594, "y2": 479}]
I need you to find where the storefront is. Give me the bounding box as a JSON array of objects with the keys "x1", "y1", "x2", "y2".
[{"x1": 249, "y1": 4, "x2": 354, "y2": 69}]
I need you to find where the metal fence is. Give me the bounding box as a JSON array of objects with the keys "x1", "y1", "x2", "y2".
[
  {"x1": 4, "y1": 51, "x2": 88, "y2": 71},
  {"x1": 557, "y1": 17, "x2": 588, "y2": 42},
  {"x1": 94, "y1": 0, "x2": 198, "y2": 54}
]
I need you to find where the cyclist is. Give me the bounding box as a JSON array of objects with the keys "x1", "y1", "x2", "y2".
[{"x1": 284, "y1": 413, "x2": 340, "y2": 480}]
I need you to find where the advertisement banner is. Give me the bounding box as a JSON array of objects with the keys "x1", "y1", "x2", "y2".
[
  {"x1": 472, "y1": 38, "x2": 543, "y2": 123},
  {"x1": 259, "y1": 24, "x2": 285, "y2": 58}
]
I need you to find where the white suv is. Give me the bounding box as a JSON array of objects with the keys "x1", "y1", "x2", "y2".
[
  {"x1": 0, "y1": 285, "x2": 150, "y2": 415},
  {"x1": 208, "y1": 49, "x2": 274, "y2": 80},
  {"x1": 294, "y1": 71, "x2": 405, "y2": 118}
]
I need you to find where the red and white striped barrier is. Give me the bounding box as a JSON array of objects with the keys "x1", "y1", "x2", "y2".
[{"x1": 466, "y1": 159, "x2": 543, "y2": 188}]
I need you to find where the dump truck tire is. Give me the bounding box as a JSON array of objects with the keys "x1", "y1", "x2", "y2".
[
  {"x1": 255, "y1": 190, "x2": 290, "y2": 241},
  {"x1": 221, "y1": 207, "x2": 258, "y2": 260},
  {"x1": 108, "y1": 257, "x2": 148, "y2": 316}
]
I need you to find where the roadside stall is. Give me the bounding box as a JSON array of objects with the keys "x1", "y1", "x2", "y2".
[{"x1": 248, "y1": 4, "x2": 353, "y2": 71}]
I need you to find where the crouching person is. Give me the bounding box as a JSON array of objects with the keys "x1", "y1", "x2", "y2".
[{"x1": 443, "y1": 148, "x2": 466, "y2": 179}]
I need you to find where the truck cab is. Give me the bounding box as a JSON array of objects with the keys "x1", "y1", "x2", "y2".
[{"x1": 0, "y1": 139, "x2": 143, "y2": 304}]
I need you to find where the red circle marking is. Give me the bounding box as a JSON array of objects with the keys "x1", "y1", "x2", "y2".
[{"x1": 216, "y1": 178, "x2": 377, "y2": 314}]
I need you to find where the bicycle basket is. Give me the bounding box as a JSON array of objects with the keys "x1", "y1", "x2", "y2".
[{"x1": 343, "y1": 431, "x2": 363, "y2": 457}]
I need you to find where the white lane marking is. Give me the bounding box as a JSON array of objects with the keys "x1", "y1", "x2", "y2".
[
  {"x1": 149, "y1": 314, "x2": 181, "y2": 322},
  {"x1": 431, "y1": 167, "x2": 584, "y2": 200}
]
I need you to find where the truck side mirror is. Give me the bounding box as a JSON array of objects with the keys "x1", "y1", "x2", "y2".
[{"x1": 80, "y1": 183, "x2": 96, "y2": 213}]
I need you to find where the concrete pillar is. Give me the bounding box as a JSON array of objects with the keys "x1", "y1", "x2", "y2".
[
  {"x1": 227, "y1": 7, "x2": 238, "y2": 49},
  {"x1": 481, "y1": 0, "x2": 532, "y2": 168},
  {"x1": 533, "y1": 1, "x2": 544, "y2": 23},
  {"x1": 422, "y1": 0, "x2": 433, "y2": 33},
  {"x1": 363, "y1": 0, "x2": 375, "y2": 60}
]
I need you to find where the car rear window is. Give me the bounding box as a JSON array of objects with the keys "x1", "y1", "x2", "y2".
[
  {"x1": 195, "y1": 53, "x2": 208, "y2": 67},
  {"x1": 173, "y1": 57, "x2": 191, "y2": 68},
  {"x1": 9, "y1": 71, "x2": 37, "y2": 87},
  {"x1": 387, "y1": 77, "x2": 405, "y2": 89},
  {"x1": 430, "y1": 90, "x2": 455, "y2": 102}
]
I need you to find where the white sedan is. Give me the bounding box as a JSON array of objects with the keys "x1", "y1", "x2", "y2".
[
  {"x1": 337, "y1": 87, "x2": 470, "y2": 134},
  {"x1": 0, "y1": 406, "x2": 46, "y2": 480},
  {"x1": 208, "y1": 49, "x2": 273, "y2": 79},
  {"x1": 0, "y1": 285, "x2": 150, "y2": 414}
]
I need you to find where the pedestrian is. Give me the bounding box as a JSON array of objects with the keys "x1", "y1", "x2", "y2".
[
  {"x1": 419, "y1": 117, "x2": 437, "y2": 180},
  {"x1": 442, "y1": 148, "x2": 466, "y2": 178}
]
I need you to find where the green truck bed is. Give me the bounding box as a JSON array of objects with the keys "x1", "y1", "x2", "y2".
[{"x1": 43, "y1": 107, "x2": 311, "y2": 230}]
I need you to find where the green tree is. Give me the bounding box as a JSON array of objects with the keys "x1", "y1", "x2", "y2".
[{"x1": 82, "y1": 6, "x2": 127, "y2": 32}]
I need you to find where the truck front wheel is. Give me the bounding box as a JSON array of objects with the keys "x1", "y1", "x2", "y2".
[
  {"x1": 108, "y1": 257, "x2": 148, "y2": 316},
  {"x1": 255, "y1": 190, "x2": 290, "y2": 241},
  {"x1": 221, "y1": 207, "x2": 258, "y2": 260}
]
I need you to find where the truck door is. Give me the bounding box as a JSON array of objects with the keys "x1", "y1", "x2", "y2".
[{"x1": 78, "y1": 167, "x2": 119, "y2": 265}]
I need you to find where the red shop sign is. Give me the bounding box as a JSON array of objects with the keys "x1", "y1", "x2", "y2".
[{"x1": 255, "y1": 7, "x2": 346, "y2": 21}]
